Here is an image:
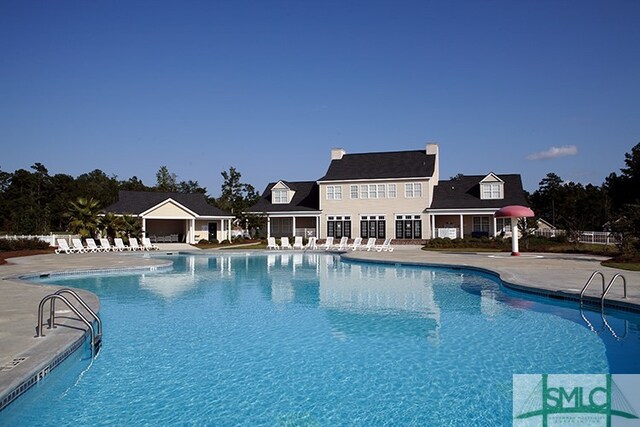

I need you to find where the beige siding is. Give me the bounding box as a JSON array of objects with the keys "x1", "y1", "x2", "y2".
[
  {"x1": 319, "y1": 178, "x2": 434, "y2": 239},
  {"x1": 145, "y1": 201, "x2": 195, "y2": 218}
]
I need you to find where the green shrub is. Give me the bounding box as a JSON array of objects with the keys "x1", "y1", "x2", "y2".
[
  {"x1": 198, "y1": 239, "x2": 210, "y2": 245},
  {"x1": 0, "y1": 238, "x2": 50, "y2": 252}
]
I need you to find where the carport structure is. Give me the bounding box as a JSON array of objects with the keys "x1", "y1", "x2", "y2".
[{"x1": 104, "y1": 191, "x2": 234, "y2": 244}]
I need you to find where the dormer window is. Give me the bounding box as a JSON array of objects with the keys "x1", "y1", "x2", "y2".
[
  {"x1": 272, "y1": 189, "x2": 288, "y2": 204},
  {"x1": 481, "y1": 183, "x2": 502, "y2": 199},
  {"x1": 479, "y1": 173, "x2": 504, "y2": 200}
]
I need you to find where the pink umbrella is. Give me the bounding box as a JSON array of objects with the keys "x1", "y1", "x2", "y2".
[{"x1": 494, "y1": 205, "x2": 535, "y2": 256}]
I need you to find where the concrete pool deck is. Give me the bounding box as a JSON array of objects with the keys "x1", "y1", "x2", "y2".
[{"x1": 1, "y1": 246, "x2": 639, "y2": 411}]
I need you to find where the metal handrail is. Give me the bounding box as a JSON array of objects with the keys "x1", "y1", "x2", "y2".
[
  {"x1": 37, "y1": 294, "x2": 97, "y2": 356},
  {"x1": 52, "y1": 288, "x2": 102, "y2": 337},
  {"x1": 601, "y1": 274, "x2": 627, "y2": 310},
  {"x1": 579, "y1": 271, "x2": 606, "y2": 303}
]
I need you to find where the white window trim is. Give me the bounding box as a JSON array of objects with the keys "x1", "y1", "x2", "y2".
[
  {"x1": 350, "y1": 185, "x2": 358, "y2": 199},
  {"x1": 480, "y1": 182, "x2": 503, "y2": 200},
  {"x1": 272, "y1": 189, "x2": 288, "y2": 204},
  {"x1": 404, "y1": 183, "x2": 422, "y2": 198},
  {"x1": 326, "y1": 185, "x2": 343, "y2": 200}
]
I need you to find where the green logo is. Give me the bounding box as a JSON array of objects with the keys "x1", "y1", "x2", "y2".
[{"x1": 514, "y1": 374, "x2": 639, "y2": 426}]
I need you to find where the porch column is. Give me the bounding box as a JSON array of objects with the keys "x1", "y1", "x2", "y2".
[
  {"x1": 430, "y1": 214, "x2": 435, "y2": 239},
  {"x1": 459, "y1": 214, "x2": 464, "y2": 239},
  {"x1": 190, "y1": 219, "x2": 195, "y2": 244},
  {"x1": 228, "y1": 219, "x2": 232, "y2": 242},
  {"x1": 267, "y1": 217, "x2": 271, "y2": 238},
  {"x1": 492, "y1": 216, "x2": 498, "y2": 237},
  {"x1": 316, "y1": 215, "x2": 321, "y2": 238},
  {"x1": 292, "y1": 217, "x2": 296, "y2": 237},
  {"x1": 142, "y1": 217, "x2": 147, "y2": 238}
]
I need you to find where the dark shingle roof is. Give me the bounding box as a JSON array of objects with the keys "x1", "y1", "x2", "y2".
[
  {"x1": 246, "y1": 181, "x2": 320, "y2": 213},
  {"x1": 104, "y1": 191, "x2": 231, "y2": 216},
  {"x1": 319, "y1": 150, "x2": 436, "y2": 181},
  {"x1": 430, "y1": 174, "x2": 528, "y2": 209}
]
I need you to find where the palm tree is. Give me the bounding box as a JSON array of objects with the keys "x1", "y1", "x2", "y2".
[
  {"x1": 120, "y1": 215, "x2": 142, "y2": 239},
  {"x1": 65, "y1": 197, "x2": 101, "y2": 239},
  {"x1": 98, "y1": 212, "x2": 123, "y2": 241}
]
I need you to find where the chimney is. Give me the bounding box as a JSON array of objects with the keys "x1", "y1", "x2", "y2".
[
  {"x1": 426, "y1": 142, "x2": 439, "y2": 185},
  {"x1": 331, "y1": 148, "x2": 346, "y2": 160}
]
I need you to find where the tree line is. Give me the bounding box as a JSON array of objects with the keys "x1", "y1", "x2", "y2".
[
  {"x1": 527, "y1": 142, "x2": 639, "y2": 252},
  {"x1": 1, "y1": 143, "x2": 638, "y2": 252},
  {"x1": 0, "y1": 164, "x2": 259, "y2": 236}
]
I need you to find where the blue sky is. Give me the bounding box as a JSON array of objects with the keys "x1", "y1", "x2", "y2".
[{"x1": 1, "y1": 0, "x2": 639, "y2": 196}]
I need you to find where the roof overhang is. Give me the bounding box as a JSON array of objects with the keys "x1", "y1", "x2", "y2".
[
  {"x1": 317, "y1": 177, "x2": 431, "y2": 184},
  {"x1": 426, "y1": 207, "x2": 500, "y2": 215}
]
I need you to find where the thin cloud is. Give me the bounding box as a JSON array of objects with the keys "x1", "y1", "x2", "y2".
[{"x1": 526, "y1": 145, "x2": 578, "y2": 160}]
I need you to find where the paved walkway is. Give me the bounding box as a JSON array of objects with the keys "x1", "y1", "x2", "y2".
[{"x1": 0, "y1": 247, "x2": 638, "y2": 410}]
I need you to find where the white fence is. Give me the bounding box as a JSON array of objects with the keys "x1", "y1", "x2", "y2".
[
  {"x1": 533, "y1": 229, "x2": 619, "y2": 245},
  {"x1": 0, "y1": 234, "x2": 79, "y2": 247}
]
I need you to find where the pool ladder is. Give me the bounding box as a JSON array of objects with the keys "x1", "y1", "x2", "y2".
[
  {"x1": 36, "y1": 289, "x2": 102, "y2": 357},
  {"x1": 579, "y1": 271, "x2": 628, "y2": 340}
]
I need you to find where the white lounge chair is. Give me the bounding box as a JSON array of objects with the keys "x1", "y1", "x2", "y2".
[
  {"x1": 71, "y1": 238, "x2": 87, "y2": 253},
  {"x1": 85, "y1": 238, "x2": 104, "y2": 252},
  {"x1": 267, "y1": 237, "x2": 280, "y2": 250},
  {"x1": 55, "y1": 239, "x2": 79, "y2": 254},
  {"x1": 375, "y1": 238, "x2": 394, "y2": 252},
  {"x1": 99, "y1": 238, "x2": 113, "y2": 252},
  {"x1": 129, "y1": 237, "x2": 142, "y2": 251},
  {"x1": 114, "y1": 238, "x2": 131, "y2": 251},
  {"x1": 322, "y1": 237, "x2": 334, "y2": 251},
  {"x1": 142, "y1": 237, "x2": 160, "y2": 251},
  {"x1": 361, "y1": 238, "x2": 376, "y2": 251},
  {"x1": 281, "y1": 237, "x2": 293, "y2": 250},
  {"x1": 305, "y1": 237, "x2": 317, "y2": 250},
  {"x1": 350, "y1": 237, "x2": 363, "y2": 251},
  {"x1": 333, "y1": 236, "x2": 348, "y2": 250},
  {"x1": 293, "y1": 236, "x2": 304, "y2": 250}
]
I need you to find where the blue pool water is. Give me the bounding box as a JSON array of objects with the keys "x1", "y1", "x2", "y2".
[{"x1": 2, "y1": 253, "x2": 639, "y2": 426}]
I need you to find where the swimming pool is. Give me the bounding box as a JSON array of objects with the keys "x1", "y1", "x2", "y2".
[{"x1": 1, "y1": 253, "x2": 639, "y2": 425}]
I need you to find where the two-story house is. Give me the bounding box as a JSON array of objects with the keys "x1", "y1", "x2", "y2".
[{"x1": 246, "y1": 144, "x2": 528, "y2": 241}]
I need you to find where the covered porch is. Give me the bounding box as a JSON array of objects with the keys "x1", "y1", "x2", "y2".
[
  {"x1": 428, "y1": 209, "x2": 510, "y2": 239},
  {"x1": 142, "y1": 217, "x2": 234, "y2": 244},
  {"x1": 266, "y1": 213, "x2": 321, "y2": 239}
]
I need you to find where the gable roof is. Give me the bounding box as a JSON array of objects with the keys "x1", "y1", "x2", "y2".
[
  {"x1": 319, "y1": 150, "x2": 436, "y2": 181},
  {"x1": 430, "y1": 174, "x2": 528, "y2": 210},
  {"x1": 246, "y1": 181, "x2": 320, "y2": 213},
  {"x1": 104, "y1": 191, "x2": 231, "y2": 217}
]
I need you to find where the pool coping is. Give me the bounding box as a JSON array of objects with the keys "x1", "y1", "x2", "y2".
[
  {"x1": 0, "y1": 253, "x2": 173, "y2": 412},
  {"x1": 341, "y1": 254, "x2": 640, "y2": 314},
  {"x1": 1, "y1": 248, "x2": 638, "y2": 413}
]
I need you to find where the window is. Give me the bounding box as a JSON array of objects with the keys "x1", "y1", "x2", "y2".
[
  {"x1": 368, "y1": 185, "x2": 377, "y2": 199},
  {"x1": 326, "y1": 185, "x2": 342, "y2": 200},
  {"x1": 377, "y1": 184, "x2": 386, "y2": 199},
  {"x1": 481, "y1": 183, "x2": 502, "y2": 200},
  {"x1": 395, "y1": 215, "x2": 422, "y2": 239},
  {"x1": 404, "y1": 183, "x2": 422, "y2": 198},
  {"x1": 327, "y1": 216, "x2": 351, "y2": 238},
  {"x1": 473, "y1": 216, "x2": 490, "y2": 232},
  {"x1": 387, "y1": 184, "x2": 397, "y2": 198},
  {"x1": 350, "y1": 185, "x2": 358, "y2": 199},
  {"x1": 272, "y1": 189, "x2": 288, "y2": 204},
  {"x1": 360, "y1": 184, "x2": 369, "y2": 199},
  {"x1": 496, "y1": 218, "x2": 511, "y2": 233},
  {"x1": 360, "y1": 215, "x2": 386, "y2": 239}
]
